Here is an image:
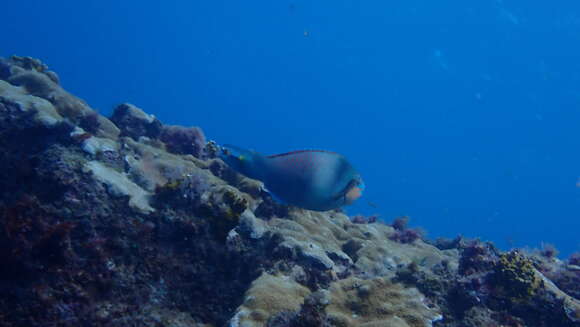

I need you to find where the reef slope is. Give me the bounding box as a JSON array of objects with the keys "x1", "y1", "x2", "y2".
[{"x1": 0, "y1": 56, "x2": 578, "y2": 327}]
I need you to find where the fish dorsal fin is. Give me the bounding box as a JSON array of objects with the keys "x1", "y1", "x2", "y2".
[{"x1": 266, "y1": 149, "x2": 338, "y2": 159}]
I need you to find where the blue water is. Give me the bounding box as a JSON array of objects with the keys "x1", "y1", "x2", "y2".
[{"x1": 2, "y1": 1, "x2": 579, "y2": 256}]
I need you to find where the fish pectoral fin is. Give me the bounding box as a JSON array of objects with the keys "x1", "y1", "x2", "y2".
[
  {"x1": 269, "y1": 193, "x2": 287, "y2": 205},
  {"x1": 331, "y1": 190, "x2": 346, "y2": 202},
  {"x1": 261, "y1": 186, "x2": 287, "y2": 205}
]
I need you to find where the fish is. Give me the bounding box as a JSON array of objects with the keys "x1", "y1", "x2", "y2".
[{"x1": 219, "y1": 145, "x2": 364, "y2": 211}]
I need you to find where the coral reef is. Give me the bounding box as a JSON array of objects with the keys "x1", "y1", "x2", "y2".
[{"x1": 0, "y1": 55, "x2": 579, "y2": 327}]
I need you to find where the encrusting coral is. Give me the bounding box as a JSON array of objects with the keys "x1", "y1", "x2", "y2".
[{"x1": 491, "y1": 251, "x2": 542, "y2": 301}]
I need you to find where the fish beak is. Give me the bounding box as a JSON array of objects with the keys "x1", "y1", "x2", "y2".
[{"x1": 344, "y1": 186, "x2": 363, "y2": 205}]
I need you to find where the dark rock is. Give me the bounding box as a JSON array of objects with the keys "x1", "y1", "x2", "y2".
[
  {"x1": 110, "y1": 103, "x2": 162, "y2": 140},
  {"x1": 159, "y1": 124, "x2": 206, "y2": 158}
]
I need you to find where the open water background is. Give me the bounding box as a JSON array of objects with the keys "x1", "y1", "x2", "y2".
[{"x1": 2, "y1": 1, "x2": 579, "y2": 256}]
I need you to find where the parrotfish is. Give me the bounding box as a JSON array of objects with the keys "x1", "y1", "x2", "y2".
[{"x1": 219, "y1": 145, "x2": 364, "y2": 211}]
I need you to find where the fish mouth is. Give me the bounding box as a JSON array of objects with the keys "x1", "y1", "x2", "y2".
[
  {"x1": 345, "y1": 186, "x2": 363, "y2": 205},
  {"x1": 341, "y1": 177, "x2": 364, "y2": 205}
]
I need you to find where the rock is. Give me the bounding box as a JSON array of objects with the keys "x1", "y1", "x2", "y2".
[
  {"x1": 84, "y1": 160, "x2": 154, "y2": 213},
  {"x1": 0, "y1": 55, "x2": 60, "y2": 83},
  {"x1": 0, "y1": 79, "x2": 64, "y2": 127},
  {"x1": 159, "y1": 124, "x2": 206, "y2": 158},
  {"x1": 1, "y1": 56, "x2": 120, "y2": 140},
  {"x1": 110, "y1": 103, "x2": 162, "y2": 140}
]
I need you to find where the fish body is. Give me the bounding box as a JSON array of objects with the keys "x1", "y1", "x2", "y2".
[{"x1": 220, "y1": 145, "x2": 364, "y2": 211}]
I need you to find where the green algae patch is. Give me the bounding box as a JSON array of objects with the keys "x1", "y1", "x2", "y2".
[
  {"x1": 326, "y1": 277, "x2": 441, "y2": 327},
  {"x1": 231, "y1": 273, "x2": 311, "y2": 327},
  {"x1": 491, "y1": 251, "x2": 542, "y2": 302}
]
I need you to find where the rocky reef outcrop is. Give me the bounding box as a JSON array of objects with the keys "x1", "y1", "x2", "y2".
[{"x1": 0, "y1": 56, "x2": 578, "y2": 327}]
